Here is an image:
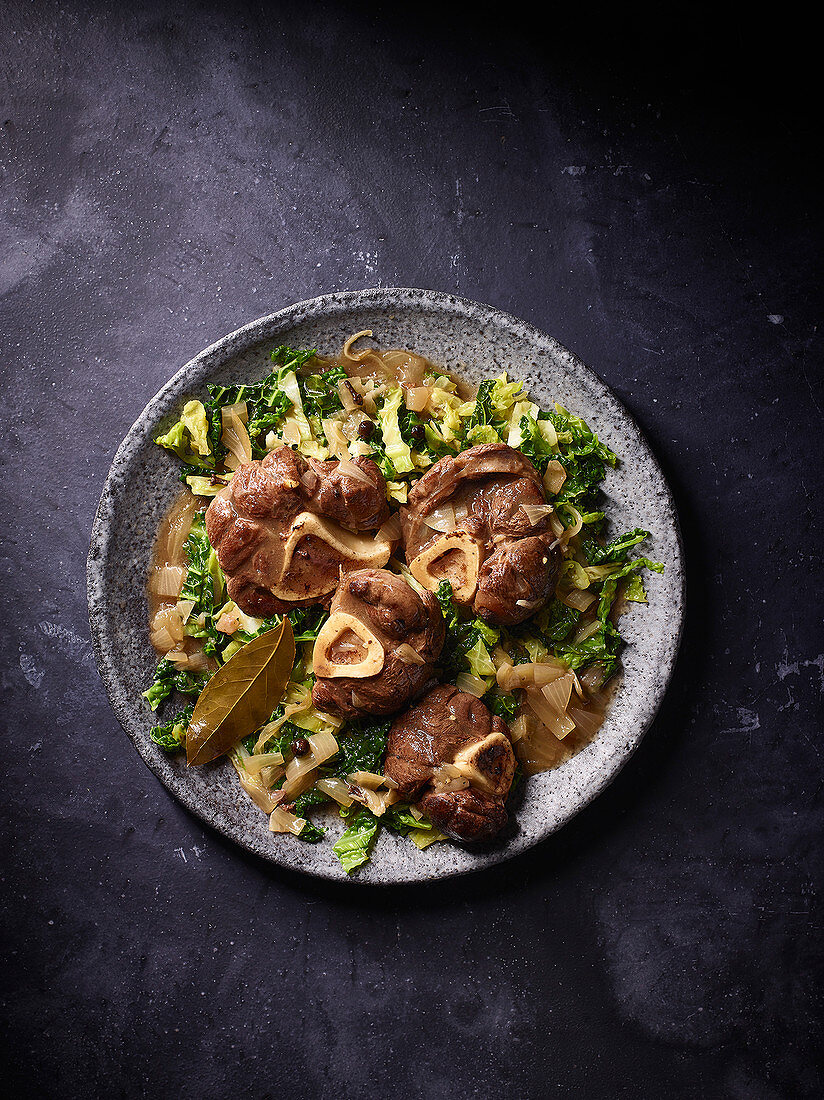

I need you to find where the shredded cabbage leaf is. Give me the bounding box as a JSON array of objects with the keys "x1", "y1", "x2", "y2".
[
  {"x1": 332, "y1": 808, "x2": 380, "y2": 874},
  {"x1": 378, "y1": 387, "x2": 415, "y2": 475}
]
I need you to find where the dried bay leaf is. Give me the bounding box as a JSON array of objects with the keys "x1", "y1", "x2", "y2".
[{"x1": 186, "y1": 618, "x2": 295, "y2": 766}]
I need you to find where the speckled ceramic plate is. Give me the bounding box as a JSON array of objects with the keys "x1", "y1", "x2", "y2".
[{"x1": 88, "y1": 289, "x2": 684, "y2": 883}]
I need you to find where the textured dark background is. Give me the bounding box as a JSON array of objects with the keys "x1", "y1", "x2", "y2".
[{"x1": 1, "y1": 2, "x2": 822, "y2": 1097}]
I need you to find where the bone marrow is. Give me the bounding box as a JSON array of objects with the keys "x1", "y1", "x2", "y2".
[{"x1": 311, "y1": 568, "x2": 446, "y2": 719}]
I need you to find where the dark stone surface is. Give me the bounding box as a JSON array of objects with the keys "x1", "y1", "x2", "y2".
[{"x1": 1, "y1": 3, "x2": 821, "y2": 1097}]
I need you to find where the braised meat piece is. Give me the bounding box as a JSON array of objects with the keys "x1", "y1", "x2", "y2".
[
  {"x1": 311, "y1": 569, "x2": 445, "y2": 719},
  {"x1": 305, "y1": 458, "x2": 390, "y2": 531},
  {"x1": 421, "y1": 788, "x2": 508, "y2": 843},
  {"x1": 401, "y1": 442, "x2": 562, "y2": 626},
  {"x1": 384, "y1": 684, "x2": 516, "y2": 843},
  {"x1": 206, "y1": 448, "x2": 391, "y2": 616}
]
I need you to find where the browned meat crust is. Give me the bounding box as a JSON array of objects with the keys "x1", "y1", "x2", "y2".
[
  {"x1": 311, "y1": 569, "x2": 445, "y2": 719},
  {"x1": 401, "y1": 442, "x2": 562, "y2": 626},
  {"x1": 205, "y1": 448, "x2": 390, "y2": 616},
  {"x1": 384, "y1": 684, "x2": 515, "y2": 843}
]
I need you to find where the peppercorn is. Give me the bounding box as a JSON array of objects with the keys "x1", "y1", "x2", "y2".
[
  {"x1": 291, "y1": 737, "x2": 311, "y2": 757},
  {"x1": 357, "y1": 419, "x2": 375, "y2": 441},
  {"x1": 410, "y1": 423, "x2": 425, "y2": 445}
]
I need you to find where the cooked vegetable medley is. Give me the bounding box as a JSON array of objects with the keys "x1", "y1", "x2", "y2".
[{"x1": 145, "y1": 334, "x2": 662, "y2": 873}]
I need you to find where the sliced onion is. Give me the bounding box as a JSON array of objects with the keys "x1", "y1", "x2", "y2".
[
  {"x1": 523, "y1": 672, "x2": 576, "y2": 740},
  {"x1": 497, "y1": 660, "x2": 566, "y2": 691},
  {"x1": 432, "y1": 762, "x2": 470, "y2": 793},
  {"x1": 342, "y1": 329, "x2": 375, "y2": 362},
  {"x1": 316, "y1": 777, "x2": 354, "y2": 807},
  {"x1": 281, "y1": 419, "x2": 301, "y2": 446},
  {"x1": 513, "y1": 714, "x2": 569, "y2": 774},
  {"x1": 548, "y1": 513, "x2": 566, "y2": 539},
  {"x1": 244, "y1": 751, "x2": 285, "y2": 776},
  {"x1": 370, "y1": 788, "x2": 398, "y2": 814},
  {"x1": 322, "y1": 417, "x2": 350, "y2": 461},
  {"x1": 150, "y1": 606, "x2": 185, "y2": 652},
  {"x1": 150, "y1": 626, "x2": 175, "y2": 653},
  {"x1": 347, "y1": 771, "x2": 384, "y2": 790},
  {"x1": 347, "y1": 784, "x2": 397, "y2": 815},
  {"x1": 532, "y1": 663, "x2": 569, "y2": 687},
  {"x1": 238, "y1": 778, "x2": 279, "y2": 814},
  {"x1": 455, "y1": 671, "x2": 488, "y2": 698},
  {"x1": 186, "y1": 648, "x2": 211, "y2": 672},
  {"x1": 256, "y1": 764, "x2": 282, "y2": 789},
  {"x1": 381, "y1": 775, "x2": 399, "y2": 790},
  {"x1": 492, "y1": 645, "x2": 512, "y2": 671},
  {"x1": 519, "y1": 503, "x2": 555, "y2": 526},
  {"x1": 423, "y1": 503, "x2": 456, "y2": 534},
  {"x1": 252, "y1": 699, "x2": 312, "y2": 754},
  {"x1": 165, "y1": 647, "x2": 189, "y2": 666},
  {"x1": 496, "y1": 660, "x2": 516, "y2": 687},
  {"x1": 384, "y1": 350, "x2": 428, "y2": 389},
  {"x1": 176, "y1": 598, "x2": 196, "y2": 623},
  {"x1": 563, "y1": 587, "x2": 597, "y2": 612},
  {"x1": 230, "y1": 746, "x2": 279, "y2": 813},
  {"x1": 151, "y1": 605, "x2": 183, "y2": 640},
  {"x1": 150, "y1": 499, "x2": 197, "y2": 589},
  {"x1": 222, "y1": 410, "x2": 253, "y2": 469},
  {"x1": 396, "y1": 643, "x2": 426, "y2": 666},
  {"x1": 222, "y1": 401, "x2": 248, "y2": 423},
  {"x1": 377, "y1": 512, "x2": 402, "y2": 542},
  {"x1": 150, "y1": 564, "x2": 186, "y2": 599},
  {"x1": 296, "y1": 730, "x2": 337, "y2": 768},
  {"x1": 350, "y1": 690, "x2": 369, "y2": 709},
  {"x1": 571, "y1": 619, "x2": 601, "y2": 645},
  {"x1": 525, "y1": 689, "x2": 575, "y2": 741},
  {"x1": 269, "y1": 806, "x2": 307, "y2": 836},
  {"x1": 543, "y1": 460, "x2": 567, "y2": 497},
  {"x1": 541, "y1": 673, "x2": 573, "y2": 714},
  {"x1": 568, "y1": 706, "x2": 605, "y2": 741},
  {"x1": 336, "y1": 457, "x2": 375, "y2": 486},
  {"x1": 580, "y1": 664, "x2": 608, "y2": 694},
  {"x1": 560, "y1": 505, "x2": 584, "y2": 542},
  {"x1": 509, "y1": 714, "x2": 529, "y2": 744},
  {"x1": 516, "y1": 597, "x2": 543, "y2": 610},
  {"x1": 281, "y1": 730, "x2": 339, "y2": 799},
  {"x1": 405, "y1": 386, "x2": 431, "y2": 412},
  {"x1": 300, "y1": 469, "x2": 318, "y2": 492}
]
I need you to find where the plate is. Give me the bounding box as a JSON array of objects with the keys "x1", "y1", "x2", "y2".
[{"x1": 87, "y1": 289, "x2": 684, "y2": 883}]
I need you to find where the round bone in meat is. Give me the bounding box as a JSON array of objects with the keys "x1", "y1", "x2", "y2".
[{"x1": 313, "y1": 612, "x2": 386, "y2": 679}]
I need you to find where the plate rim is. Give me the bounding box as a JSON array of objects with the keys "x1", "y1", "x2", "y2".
[{"x1": 87, "y1": 287, "x2": 685, "y2": 884}]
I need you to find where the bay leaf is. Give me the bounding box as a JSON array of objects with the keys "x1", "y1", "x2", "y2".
[{"x1": 186, "y1": 618, "x2": 295, "y2": 766}]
